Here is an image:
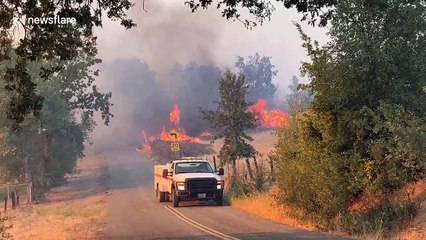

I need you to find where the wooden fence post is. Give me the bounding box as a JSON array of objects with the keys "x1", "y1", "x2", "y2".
[
  {"x1": 253, "y1": 156, "x2": 259, "y2": 172},
  {"x1": 4, "y1": 196, "x2": 7, "y2": 211},
  {"x1": 213, "y1": 156, "x2": 217, "y2": 171},
  {"x1": 11, "y1": 191, "x2": 16, "y2": 210}
]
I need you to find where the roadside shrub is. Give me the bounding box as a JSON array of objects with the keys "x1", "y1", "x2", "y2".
[
  {"x1": 272, "y1": 103, "x2": 426, "y2": 233},
  {"x1": 226, "y1": 174, "x2": 255, "y2": 199},
  {"x1": 338, "y1": 200, "x2": 419, "y2": 237},
  {"x1": 253, "y1": 162, "x2": 268, "y2": 192},
  {"x1": 273, "y1": 110, "x2": 353, "y2": 230}
]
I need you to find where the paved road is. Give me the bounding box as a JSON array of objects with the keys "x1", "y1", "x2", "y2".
[{"x1": 105, "y1": 148, "x2": 349, "y2": 240}]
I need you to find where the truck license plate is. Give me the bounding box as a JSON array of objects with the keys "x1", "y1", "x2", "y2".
[{"x1": 198, "y1": 193, "x2": 206, "y2": 198}]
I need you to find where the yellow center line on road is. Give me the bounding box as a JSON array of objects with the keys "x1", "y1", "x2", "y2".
[{"x1": 165, "y1": 206, "x2": 240, "y2": 240}]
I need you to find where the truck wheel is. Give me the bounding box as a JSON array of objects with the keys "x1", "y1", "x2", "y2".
[
  {"x1": 215, "y1": 195, "x2": 223, "y2": 206},
  {"x1": 172, "y1": 188, "x2": 179, "y2": 207},
  {"x1": 156, "y1": 186, "x2": 165, "y2": 202}
]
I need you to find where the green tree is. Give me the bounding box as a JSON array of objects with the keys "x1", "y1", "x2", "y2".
[
  {"x1": 272, "y1": 0, "x2": 426, "y2": 233},
  {"x1": 0, "y1": 51, "x2": 111, "y2": 197},
  {"x1": 0, "y1": 0, "x2": 133, "y2": 129},
  {"x1": 285, "y1": 76, "x2": 312, "y2": 115},
  {"x1": 235, "y1": 53, "x2": 277, "y2": 103},
  {"x1": 200, "y1": 69, "x2": 257, "y2": 177}
]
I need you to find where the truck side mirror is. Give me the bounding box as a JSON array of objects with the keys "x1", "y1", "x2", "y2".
[
  {"x1": 162, "y1": 169, "x2": 168, "y2": 177},
  {"x1": 217, "y1": 168, "x2": 224, "y2": 176}
]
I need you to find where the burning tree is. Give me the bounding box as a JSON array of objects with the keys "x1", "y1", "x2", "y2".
[
  {"x1": 200, "y1": 69, "x2": 257, "y2": 177},
  {"x1": 248, "y1": 99, "x2": 288, "y2": 128}
]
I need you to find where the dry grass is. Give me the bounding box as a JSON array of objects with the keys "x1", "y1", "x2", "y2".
[
  {"x1": 232, "y1": 190, "x2": 317, "y2": 232},
  {"x1": 207, "y1": 129, "x2": 277, "y2": 157},
  {"x1": 8, "y1": 155, "x2": 108, "y2": 240},
  {"x1": 392, "y1": 180, "x2": 426, "y2": 240}
]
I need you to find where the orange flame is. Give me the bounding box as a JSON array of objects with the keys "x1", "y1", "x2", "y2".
[
  {"x1": 138, "y1": 130, "x2": 152, "y2": 151},
  {"x1": 160, "y1": 126, "x2": 201, "y2": 143},
  {"x1": 143, "y1": 144, "x2": 152, "y2": 151},
  {"x1": 169, "y1": 104, "x2": 180, "y2": 125},
  {"x1": 248, "y1": 99, "x2": 288, "y2": 128}
]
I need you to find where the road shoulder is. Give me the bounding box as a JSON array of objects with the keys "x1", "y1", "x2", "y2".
[{"x1": 8, "y1": 155, "x2": 108, "y2": 240}]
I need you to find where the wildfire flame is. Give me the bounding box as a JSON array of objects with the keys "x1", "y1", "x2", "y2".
[
  {"x1": 169, "y1": 104, "x2": 180, "y2": 125},
  {"x1": 138, "y1": 99, "x2": 287, "y2": 152},
  {"x1": 248, "y1": 99, "x2": 288, "y2": 128},
  {"x1": 138, "y1": 103, "x2": 201, "y2": 151},
  {"x1": 160, "y1": 126, "x2": 201, "y2": 143}
]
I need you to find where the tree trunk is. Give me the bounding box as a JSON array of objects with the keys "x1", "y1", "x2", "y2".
[
  {"x1": 42, "y1": 132, "x2": 53, "y2": 164},
  {"x1": 245, "y1": 158, "x2": 255, "y2": 180}
]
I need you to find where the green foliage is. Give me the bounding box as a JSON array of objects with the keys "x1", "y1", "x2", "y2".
[
  {"x1": 235, "y1": 53, "x2": 277, "y2": 103},
  {"x1": 285, "y1": 76, "x2": 313, "y2": 115},
  {"x1": 339, "y1": 200, "x2": 419, "y2": 236},
  {"x1": 0, "y1": 0, "x2": 133, "y2": 129},
  {"x1": 0, "y1": 51, "x2": 110, "y2": 196},
  {"x1": 200, "y1": 69, "x2": 257, "y2": 174},
  {"x1": 272, "y1": 0, "x2": 426, "y2": 234},
  {"x1": 185, "y1": 0, "x2": 336, "y2": 27},
  {"x1": 226, "y1": 174, "x2": 255, "y2": 199},
  {"x1": 353, "y1": 103, "x2": 426, "y2": 195},
  {"x1": 273, "y1": 110, "x2": 353, "y2": 229}
]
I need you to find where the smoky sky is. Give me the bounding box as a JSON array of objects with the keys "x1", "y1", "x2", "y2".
[
  {"x1": 91, "y1": 59, "x2": 222, "y2": 147},
  {"x1": 89, "y1": 1, "x2": 329, "y2": 148}
]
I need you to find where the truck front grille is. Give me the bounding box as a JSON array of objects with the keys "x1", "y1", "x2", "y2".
[{"x1": 187, "y1": 178, "x2": 216, "y2": 192}]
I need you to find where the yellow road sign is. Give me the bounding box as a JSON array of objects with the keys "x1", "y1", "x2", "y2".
[
  {"x1": 171, "y1": 142, "x2": 180, "y2": 152},
  {"x1": 169, "y1": 130, "x2": 179, "y2": 140}
]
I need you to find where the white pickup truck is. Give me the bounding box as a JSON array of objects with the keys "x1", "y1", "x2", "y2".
[{"x1": 154, "y1": 158, "x2": 225, "y2": 207}]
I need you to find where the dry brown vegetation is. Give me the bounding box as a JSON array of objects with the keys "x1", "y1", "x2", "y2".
[
  {"x1": 208, "y1": 129, "x2": 277, "y2": 157},
  {"x1": 392, "y1": 180, "x2": 426, "y2": 240},
  {"x1": 8, "y1": 155, "x2": 108, "y2": 240},
  {"x1": 232, "y1": 188, "x2": 317, "y2": 232}
]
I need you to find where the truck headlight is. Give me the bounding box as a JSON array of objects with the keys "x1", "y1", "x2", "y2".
[
  {"x1": 177, "y1": 182, "x2": 186, "y2": 191},
  {"x1": 216, "y1": 181, "x2": 224, "y2": 190}
]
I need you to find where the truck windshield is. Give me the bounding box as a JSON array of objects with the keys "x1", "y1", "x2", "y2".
[{"x1": 175, "y1": 162, "x2": 214, "y2": 174}]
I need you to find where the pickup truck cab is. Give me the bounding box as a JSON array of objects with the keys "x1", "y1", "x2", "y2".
[{"x1": 154, "y1": 158, "x2": 225, "y2": 207}]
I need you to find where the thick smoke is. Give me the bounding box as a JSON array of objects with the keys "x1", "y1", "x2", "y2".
[
  {"x1": 90, "y1": 1, "x2": 226, "y2": 149},
  {"x1": 90, "y1": 59, "x2": 222, "y2": 149},
  {"x1": 170, "y1": 62, "x2": 221, "y2": 135}
]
